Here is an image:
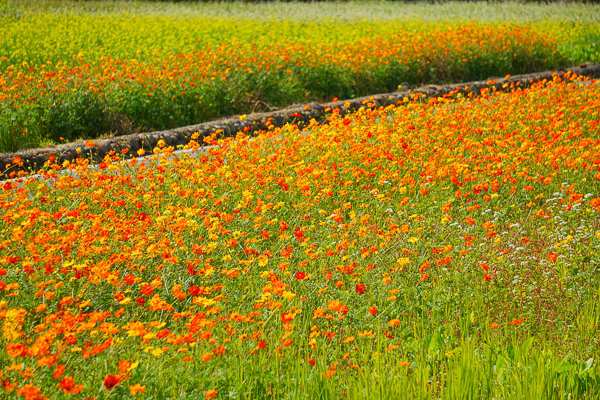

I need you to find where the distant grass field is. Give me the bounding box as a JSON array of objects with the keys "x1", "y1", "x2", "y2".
[
  {"x1": 1, "y1": 74, "x2": 600, "y2": 399},
  {"x1": 0, "y1": 1, "x2": 598, "y2": 153}
]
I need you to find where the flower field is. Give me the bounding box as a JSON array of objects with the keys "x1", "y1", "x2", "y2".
[
  {"x1": 1, "y1": 72, "x2": 600, "y2": 398},
  {"x1": 0, "y1": 0, "x2": 599, "y2": 152}
]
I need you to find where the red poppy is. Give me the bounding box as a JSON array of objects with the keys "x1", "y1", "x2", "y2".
[{"x1": 295, "y1": 272, "x2": 306, "y2": 280}]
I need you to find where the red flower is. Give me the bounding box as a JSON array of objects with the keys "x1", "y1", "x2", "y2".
[
  {"x1": 59, "y1": 376, "x2": 84, "y2": 394},
  {"x1": 279, "y1": 221, "x2": 288, "y2": 232},
  {"x1": 355, "y1": 284, "x2": 366, "y2": 294},
  {"x1": 281, "y1": 246, "x2": 293, "y2": 259},
  {"x1": 136, "y1": 297, "x2": 146, "y2": 306},
  {"x1": 140, "y1": 284, "x2": 154, "y2": 296},
  {"x1": 53, "y1": 364, "x2": 65, "y2": 379},
  {"x1": 295, "y1": 272, "x2": 306, "y2": 280},
  {"x1": 508, "y1": 318, "x2": 524, "y2": 326},
  {"x1": 482, "y1": 274, "x2": 492, "y2": 282},
  {"x1": 189, "y1": 285, "x2": 201, "y2": 296},
  {"x1": 368, "y1": 306, "x2": 378, "y2": 316},
  {"x1": 281, "y1": 312, "x2": 294, "y2": 324},
  {"x1": 294, "y1": 227, "x2": 305, "y2": 242},
  {"x1": 104, "y1": 374, "x2": 123, "y2": 390},
  {"x1": 548, "y1": 253, "x2": 558, "y2": 263},
  {"x1": 3, "y1": 182, "x2": 11, "y2": 191}
]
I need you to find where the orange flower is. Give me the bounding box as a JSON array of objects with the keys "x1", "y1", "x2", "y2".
[
  {"x1": 53, "y1": 364, "x2": 65, "y2": 379},
  {"x1": 327, "y1": 300, "x2": 343, "y2": 312},
  {"x1": 16, "y1": 384, "x2": 47, "y2": 400},
  {"x1": 129, "y1": 384, "x2": 146, "y2": 396},
  {"x1": 118, "y1": 360, "x2": 131, "y2": 373},
  {"x1": 205, "y1": 389, "x2": 218, "y2": 399}
]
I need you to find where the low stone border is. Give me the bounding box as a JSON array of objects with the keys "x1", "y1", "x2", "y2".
[{"x1": 1, "y1": 63, "x2": 599, "y2": 177}]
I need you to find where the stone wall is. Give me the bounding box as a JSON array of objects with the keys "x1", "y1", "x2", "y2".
[{"x1": 1, "y1": 63, "x2": 598, "y2": 178}]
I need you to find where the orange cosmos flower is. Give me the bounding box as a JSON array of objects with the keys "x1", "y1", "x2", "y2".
[
  {"x1": 327, "y1": 300, "x2": 343, "y2": 312},
  {"x1": 16, "y1": 384, "x2": 47, "y2": 400},
  {"x1": 129, "y1": 384, "x2": 146, "y2": 396}
]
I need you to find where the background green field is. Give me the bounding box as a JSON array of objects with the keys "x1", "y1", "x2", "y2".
[
  {"x1": 2, "y1": 0, "x2": 599, "y2": 66},
  {"x1": 0, "y1": 1, "x2": 599, "y2": 153}
]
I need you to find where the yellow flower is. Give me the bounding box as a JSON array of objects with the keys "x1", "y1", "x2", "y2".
[
  {"x1": 397, "y1": 257, "x2": 410, "y2": 266},
  {"x1": 282, "y1": 291, "x2": 296, "y2": 301},
  {"x1": 151, "y1": 348, "x2": 164, "y2": 357}
]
